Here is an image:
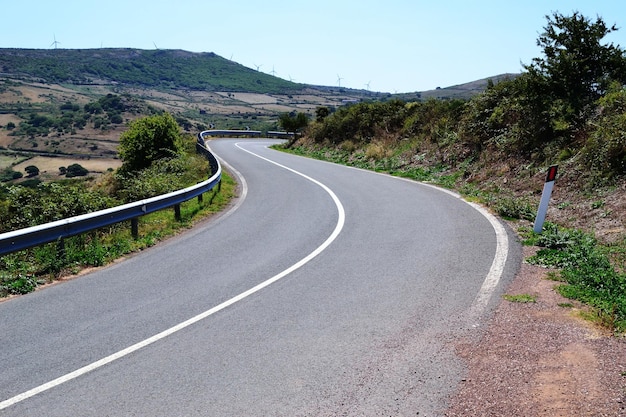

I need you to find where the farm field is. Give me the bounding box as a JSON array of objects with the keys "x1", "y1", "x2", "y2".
[{"x1": 12, "y1": 156, "x2": 121, "y2": 179}]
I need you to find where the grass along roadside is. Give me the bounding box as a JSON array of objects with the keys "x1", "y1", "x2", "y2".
[
  {"x1": 0, "y1": 172, "x2": 236, "y2": 297},
  {"x1": 523, "y1": 222, "x2": 626, "y2": 333}
]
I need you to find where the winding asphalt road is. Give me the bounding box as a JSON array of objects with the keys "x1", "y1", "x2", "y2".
[{"x1": 0, "y1": 139, "x2": 520, "y2": 416}]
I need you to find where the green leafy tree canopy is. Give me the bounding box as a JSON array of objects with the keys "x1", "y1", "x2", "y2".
[
  {"x1": 24, "y1": 165, "x2": 39, "y2": 177},
  {"x1": 526, "y1": 11, "x2": 626, "y2": 122},
  {"x1": 118, "y1": 113, "x2": 182, "y2": 172},
  {"x1": 279, "y1": 112, "x2": 309, "y2": 134}
]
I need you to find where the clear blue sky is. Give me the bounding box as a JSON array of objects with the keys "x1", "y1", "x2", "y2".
[{"x1": 2, "y1": 1, "x2": 626, "y2": 93}]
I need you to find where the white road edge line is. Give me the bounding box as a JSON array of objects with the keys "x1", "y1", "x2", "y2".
[
  {"x1": 411, "y1": 181, "x2": 509, "y2": 319},
  {"x1": 298, "y1": 158, "x2": 510, "y2": 321},
  {"x1": 465, "y1": 202, "x2": 509, "y2": 320},
  {"x1": 207, "y1": 142, "x2": 248, "y2": 219},
  {"x1": 0, "y1": 142, "x2": 346, "y2": 411},
  {"x1": 374, "y1": 176, "x2": 509, "y2": 321}
]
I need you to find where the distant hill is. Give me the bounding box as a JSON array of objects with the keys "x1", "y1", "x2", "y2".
[
  {"x1": 396, "y1": 73, "x2": 520, "y2": 101},
  {"x1": 0, "y1": 48, "x2": 513, "y2": 99},
  {"x1": 0, "y1": 48, "x2": 302, "y2": 94}
]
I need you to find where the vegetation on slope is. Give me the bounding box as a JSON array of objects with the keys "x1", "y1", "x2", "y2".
[
  {"x1": 6, "y1": 93, "x2": 155, "y2": 139},
  {"x1": 0, "y1": 113, "x2": 232, "y2": 296},
  {"x1": 0, "y1": 48, "x2": 301, "y2": 93}
]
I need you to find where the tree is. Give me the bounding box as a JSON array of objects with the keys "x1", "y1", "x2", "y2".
[
  {"x1": 279, "y1": 112, "x2": 308, "y2": 135},
  {"x1": 315, "y1": 106, "x2": 330, "y2": 122},
  {"x1": 65, "y1": 163, "x2": 88, "y2": 177},
  {"x1": 526, "y1": 12, "x2": 626, "y2": 124},
  {"x1": 84, "y1": 102, "x2": 103, "y2": 114},
  {"x1": 0, "y1": 168, "x2": 22, "y2": 182},
  {"x1": 24, "y1": 165, "x2": 39, "y2": 177},
  {"x1": 118, "y1": 113, "x2": 181, "y2": 172},
  {"x1": 109, "y1": 113, "x2": 123, "y2": 124}
]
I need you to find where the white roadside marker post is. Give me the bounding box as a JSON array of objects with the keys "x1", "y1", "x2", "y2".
[{"x1": 533, "y1": 165, "x2": 558, "y2": 233}]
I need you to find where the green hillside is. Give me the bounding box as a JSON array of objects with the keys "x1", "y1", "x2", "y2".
[{"x1": 0, "y1": 48, "x2": 301, "y2": 93}]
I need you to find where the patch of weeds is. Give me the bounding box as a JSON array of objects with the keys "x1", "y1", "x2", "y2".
[
  {"x1": 518, "y1": 225, "x2": 538, "y2": 246},
  {"x1": 399, "y1": 166, "x2": 434, "y2": 182},
  {"x1": 535, "y1": 222, "x2": 585, "y2": 250},
  {"x1": 557, "y1": 277, "x2": 626, "y2": 333},
  {"x1": 3, "y1": 274, "x2": 37, "y2": 295},
  {"x1": 433, "y1": 172, "x2": 461, "y2": 189},
  {"x1": 545, "y1": 270, "x2": 564, "y2": 281},
  {"x1": 528, "y1": 248, "x2": 573, "y2": 268},
  {"x1": 494, "y1": 196, "x2": 536, "y2": 221},
  {"x1": 591, "y1": 200, "x2": 605, "y2": 209},
  {"x1": 503, "y1": 293, "x2": 537, "y2": 303},
  {"x1": 558, "y1": 302, "x2": 574, "y2": 308},
  {"x1": 557, "y1": 201, "x2": 572, "y2": 209},
  {"x1": 458, "y1": 184, "x2": 493, "y2": 204},
  {"x1": 525, "y1": 222, "x2": 626, "y2": 332}
]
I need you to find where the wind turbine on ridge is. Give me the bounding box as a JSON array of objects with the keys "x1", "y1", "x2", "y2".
[
  {"x1": 336, "y1": 74, "x2": 343, "y2": 87},
  {"x1": 50, "y1": 34, "x2": 60, "y2": 49}
]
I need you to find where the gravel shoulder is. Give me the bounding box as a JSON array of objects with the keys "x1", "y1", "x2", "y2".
[{"x1": 445, "y1": 245, "x2": 626, "y2": 416}]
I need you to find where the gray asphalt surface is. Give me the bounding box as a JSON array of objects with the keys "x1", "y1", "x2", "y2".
[{"x1": 0, "y1": 139, "x2": 520, "y2": 416}]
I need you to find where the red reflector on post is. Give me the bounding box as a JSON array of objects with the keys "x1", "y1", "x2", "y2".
[{"x1": 545, "y1": 165, "x2": 558, "y2": 182}]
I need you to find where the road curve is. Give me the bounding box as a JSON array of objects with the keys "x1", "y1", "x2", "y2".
[{"x1": 0, "y1": 139, "x2": 520, "y2": 416}]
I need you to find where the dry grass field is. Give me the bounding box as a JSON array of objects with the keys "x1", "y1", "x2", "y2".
[{"x1": 12, "y1": 156, "x2": 121, "y2": 178}]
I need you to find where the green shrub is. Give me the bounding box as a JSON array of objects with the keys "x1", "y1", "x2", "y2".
[
  {"x1": 118, "y1": 112, "x2": 182, "y2": 172},
  {"x1": 494, "y1": 196, "x2": 536, "y2": 221},
  {"x1": 3, "y1": 274, "x2": 37, "y2": 295},
  {"x1": 65, "y1": 163, "x2": 88, "y2": 177},
  {"x1": 583, "y1": 88, "x2": 626, "y2": 183},
  {"x1": 115, "y1": 153, "x2": 207, "y2": 202},
  {"x1": 0, "y1": 183, "x2": 117, "y2": 233}
]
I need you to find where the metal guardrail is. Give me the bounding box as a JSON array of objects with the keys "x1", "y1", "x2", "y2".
[
  {"x1": 199, "y1": 129, "x2": 261, "y2": 138},
  {"x1": 0, "y1": 138, "x2": 222, "y2": 256},
  {"x1": 266, "y1": 131, "x2": 294, "y2": 139}
]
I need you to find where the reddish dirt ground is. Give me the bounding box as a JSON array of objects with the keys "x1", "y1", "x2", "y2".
[{"x1": 445, "y1": 245, "x2": 626, "y2": 416}]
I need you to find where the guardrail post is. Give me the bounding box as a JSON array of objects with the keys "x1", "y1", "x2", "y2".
[
  {"x1": 197, "y1": 193, "x2": 203, "y2": 204},
  {"x1": 131, "y1": 218, "x2": 139, "y2": 239},
  {"x1": 174, "y1": 204, "x2": 181, "y2": 222},
  {"x1": 56, "y1": 237, "x2": 65, "y2": 262}
]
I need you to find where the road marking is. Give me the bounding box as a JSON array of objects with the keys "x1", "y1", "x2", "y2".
[
  {"x1": 207, "y1": 142, "x2": 248, "y2": 219},
  {"x1": 288, "y1": 159, "x2": 510, "y2": 321},
  {"x1": 465, "y1": 202, "x2": 509, "y2": 319},
  {"x1": 0, "y1": 142, "x2": 346, "y2": 411},
  {"x1": 411, "y1": 181, "x2": 510, "y2": 319}
]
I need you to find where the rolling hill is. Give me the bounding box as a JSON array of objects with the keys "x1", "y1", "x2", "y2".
[
  {"x1": 0, "y1": 48, "x2": 511, "y2": 170},
  {"x1": 0, "y1": 48, "x2": 301, "y2": 93}
]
